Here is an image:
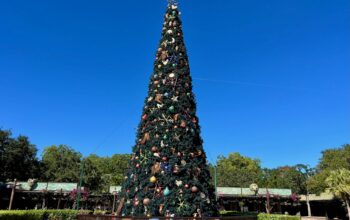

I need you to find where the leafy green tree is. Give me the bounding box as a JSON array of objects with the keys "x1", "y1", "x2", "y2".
[
  {"x1": 81, "y1": 157, "x2": 102, "y2": 193},
  {"x1": 84, "y1": 154, "x2": 130, "y2": 193},
  {"x1": 0, "y1": 129, "x2": 40, "y2": 181},
  {"x1": 308, "y1": 144, "x2": 350, "y2": 194},
  {"x1": 326, "y1": 169, "x2": 350, "y2": 220},
  {"x1": 259, "y1": 164, "x2": 311, "y2": 195},
  {"x1": 216, "y1": 152, "x2": 262, "y2": 187},
  {"x1": 41, "y1": 145, "x2": 81, "y2": 182}
]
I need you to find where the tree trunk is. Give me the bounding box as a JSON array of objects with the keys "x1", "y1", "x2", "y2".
[
  {"x1": 346, "y1": 199, "x2": 350, "y2": 220},
  {"x1": 306, "y1": 192, "x2": 312, "y2": 216}
]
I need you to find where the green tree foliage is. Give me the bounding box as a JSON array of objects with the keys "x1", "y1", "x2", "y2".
[
  {"x1": 41, "y1": 145, "x2": 82, "y2": 182},
  {"x1": 84, "y1": 154, "x2": 130, "y2": 193},
  {"x1": 308, "y1": 144, "x2": 350, "y2": 194},
  {"x1": 326, "y1": 169, "x2": 350, "y2": 220},
  {"x1": 259, "y1": 164, "x2": 310, "y2": 194},
  {"x1": 216, "y1": 153, "x2": 262, "y2": 187},
  {"x1": 0, "y1": 129, "x2": 40, "y2": 181},
  {"x1": 119, "y1": 3, "x2": 218, "y2": 217}
]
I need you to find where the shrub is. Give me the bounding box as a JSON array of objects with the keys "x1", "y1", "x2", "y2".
[
  {"x1": 220, "y1": 210, "x2": 257, "y2": 216},
  {"x1": 0, "y1": 209, "x2": 89, "y2": 220},
  {"x1": 258, "y1": 213, "x2": 300, "y2": 220}
]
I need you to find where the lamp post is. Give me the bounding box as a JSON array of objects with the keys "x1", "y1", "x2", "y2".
[
  {"x1": 214, "y1": 165, "x2": 218, "y2": 201},
  {"x1": 76, "y1": 161, "x2": 84, "y2": 210}
]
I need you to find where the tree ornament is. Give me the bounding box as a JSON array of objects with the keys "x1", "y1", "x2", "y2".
[
  {"x1": 142, "y1": 114, "x2": 147, "y2": 120},
  {"x1": 162, "y1": 59, "x2": 169, "y2": 65},
  {"x1": 151, "y1": 162, "x2": 161, "y2": 174},
  {"x1": 134, "y1": 198, "x2": 140, "y2": 206},
  {"x1": 143, "y1": 198, "x2": 150, "y2": 205},
  {"x1": 136, "y1": 163, "x2": 140, "y2": 168},
  {"x1": 151, "y1": 146, "x2": 158, "y2": 152},
  {"x1": 163, "y1": 187, "x2": 170, "y2": 196},
  {"x1": 169, "y1": 73, "x2": 175, "y2": 78},
  {"x1": 163, "y1": 134, "x2": 168, "y2": 140},
  {"x1": 173, "y1": 165, "x2": 180, "y2": 173},
  {"x1": 155, "y1": 94, "x2": 162, "y2": 103},
  {"x1": 161, "y1": 162, "x2": 172, "y2": 173},
  {"x1": 168, "y1": 105, "x2": 175, "y2": 112},
  {"x1": 162, "y1": 156, "x2": 168, "y2": 161},
  {"x1": 191, "y1": 186, "x2": 198, "y2": 193},
  {"x1": 180, "y1": 120, "x2": 186, "y2": 128},
  {"x1": 150, "y1": 176, "x2": 157, "y2": 183},
  {"x1": 175, "y1": 180, "x2": 183, "y2": 186},
  {"x1": 184, "y1": 184, "x2": 189, "y2": 188},
  {"x1": 171, "y1": 96, "x2": 179, "y2": 102},
  {"x1": 159, "y1": 204, "x2": 164, "y2": 214},
  {"x1": 140, "y1": 132, "x2": 150, "y2": 144}
]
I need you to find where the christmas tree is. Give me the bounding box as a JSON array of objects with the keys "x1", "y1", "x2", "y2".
[{"x1": 119, "y1": 1, "x2": 218, "y2": 217}]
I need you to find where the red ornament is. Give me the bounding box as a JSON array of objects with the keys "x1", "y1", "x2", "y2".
[
  {"x1": 192, "y1": 118, "x2": 197, "y2": 123},
  {"x1": 177, "y1": 152, "x2": 182, "y2": 157},
  {"x1": 185, "y1": 184, "x2": 189, "y2": 188},
  {"x1": 136, "y1": 163, "x2": 140, "y2": 168},
  {"x1": 143, "y1": 198, "x2": 150, "y2": 205},
  {"x1": 191, "y1": 186, "x2": 198, "y2": 193},
  {"x1": 142, "y1": 114, "x2": 147, "y2": 120},
  {"x1": 162, "y1": 156, "x2": 168, "y2": 161}
]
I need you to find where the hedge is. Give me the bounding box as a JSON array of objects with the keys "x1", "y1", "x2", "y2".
[
  {"x1": 258, "y1": 213, "x2": 300, "y2": 220},
  {"x1": 0, "y1": 209, "x2": 89, "y2": 220},
  {"x1": 220, "y1": 210, "x2": 258, "y2": 216}
]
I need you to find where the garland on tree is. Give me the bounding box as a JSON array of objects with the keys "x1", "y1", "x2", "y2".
[{"x1": 119, "y1": 1, "x2": 218, "y2": 217}]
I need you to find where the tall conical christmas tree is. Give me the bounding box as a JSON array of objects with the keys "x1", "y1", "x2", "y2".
[{"x1": 119, "y1": 1, "x2": 218, "y2": 217}]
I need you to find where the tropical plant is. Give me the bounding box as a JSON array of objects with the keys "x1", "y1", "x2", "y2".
[{"x1": 326, "y1": 169, "x2": 350, "y2": 220}]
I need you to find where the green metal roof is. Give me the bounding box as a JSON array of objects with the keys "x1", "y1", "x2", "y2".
[
  {"x1": 14, "y1": 182, "x2": 77, "y2": 192},
  {"x1": 109, "y1": 186, "x2": 291, "y2": 197},
  {"x1": 217, "y1": 187, "x2": 291, "y2": 197}
]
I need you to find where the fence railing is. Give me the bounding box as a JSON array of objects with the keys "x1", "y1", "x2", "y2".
[{"x1": 77, "y1": 215, "x2": 257, "y2": 220}]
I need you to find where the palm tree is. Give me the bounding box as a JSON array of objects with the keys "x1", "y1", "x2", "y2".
[{"x1": 326, "y1": 169, "x2": 350, "y2": 220}]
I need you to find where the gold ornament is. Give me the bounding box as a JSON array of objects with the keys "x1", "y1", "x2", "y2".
[
  {"x1": 150, "y1": 176, "x2": 157, "y2": 183},
  {"x1": 140, "y1": 132, "x2": 150, "y2": 144},
  {"x1": 155, "y1": 94, "x2": 162, "y2": 103}
]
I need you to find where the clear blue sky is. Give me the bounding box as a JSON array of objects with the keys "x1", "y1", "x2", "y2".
[{"x1": 0, "y1": 0, "x2": 349, "y2": 168}]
